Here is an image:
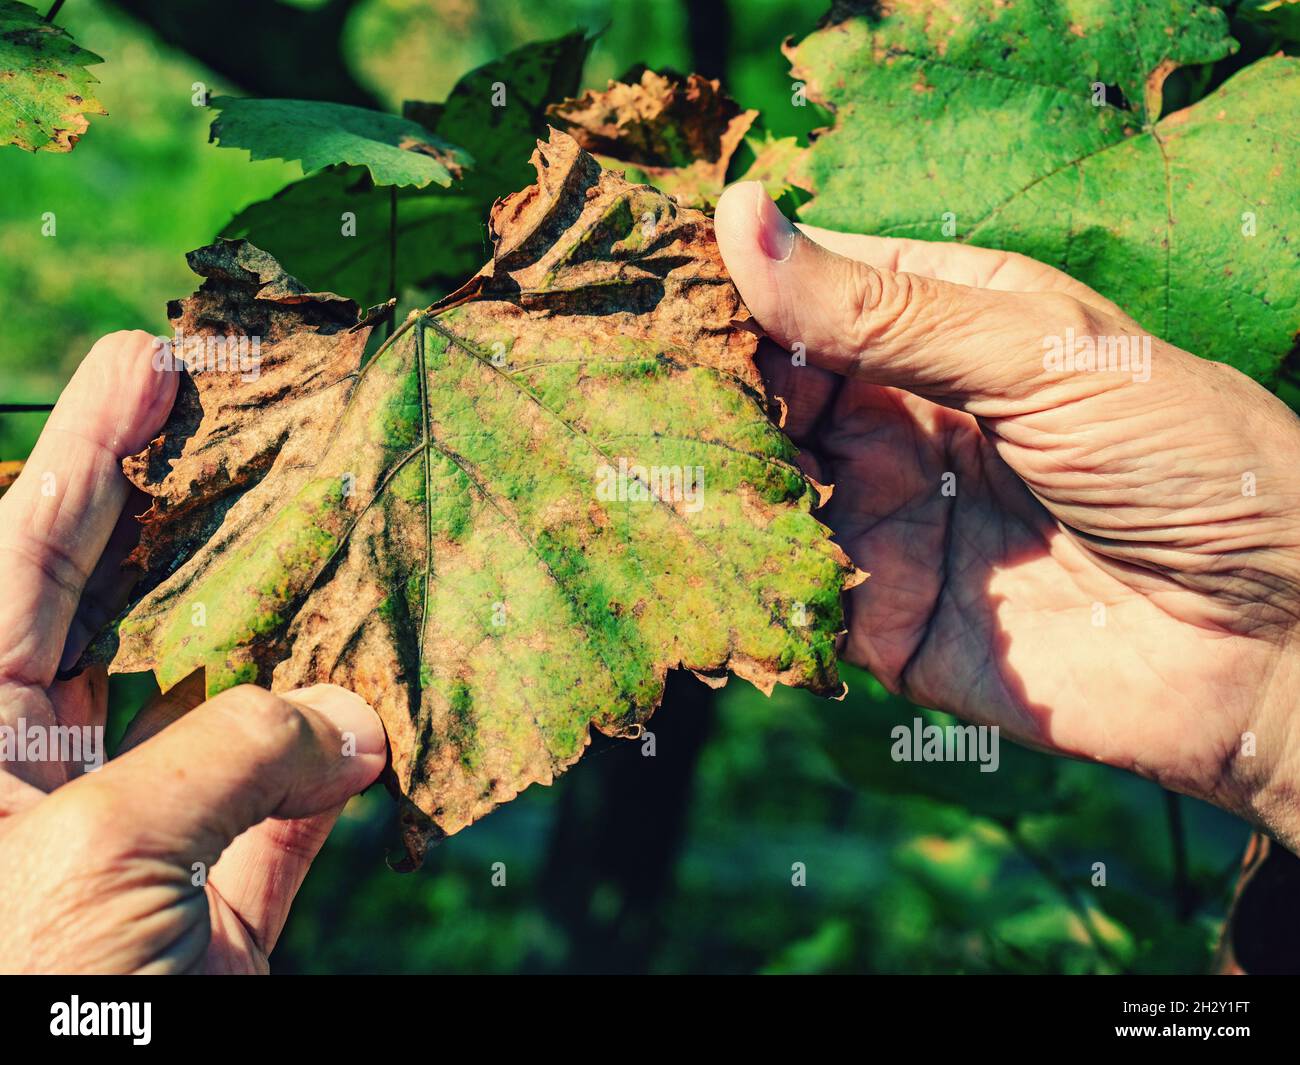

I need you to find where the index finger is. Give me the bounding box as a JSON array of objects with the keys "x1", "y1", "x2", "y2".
[{"x1": 0, "y1": 331, "x2": 176, "y2": 691}]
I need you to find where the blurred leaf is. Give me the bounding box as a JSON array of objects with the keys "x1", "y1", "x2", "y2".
[
  {"x1": 819, "y1": 668, "x2": 1073, "y2": 820},
  {"x1": 548, "y1": 68, "x2": 756, "y2": 209},
  {"x1": 0, "y1": 0, "x2": 105, "y2": 152},
  {"x1": 1097, "y1": 886, "x2": 1219, "y2": 972},
  {"x1": 896, "y1": 829, "x2": 1007, "y2": 903},
  {"x1": 105, "y1": 0, "x2": 380, "y2": 107},
  {"x1": 989, "y1": 900, "x2": 1133, "y2": 973},
  {"x1": 405, "y1": 28, "x2": 596, "y2": 189},
  {"x1": 760, "y1": 918, "x2": 855, "y2": 973},
  {"x1": 209, "y1": 97, "x2": 472, "y2": 188}
]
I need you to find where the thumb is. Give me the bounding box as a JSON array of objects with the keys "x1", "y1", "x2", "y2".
[
  {"x1": 714, "y1": 182, "x2": 1099, "y2": 414},
  {"x1": 78, "y1": 683, "x2": 386, "y2": 869}
]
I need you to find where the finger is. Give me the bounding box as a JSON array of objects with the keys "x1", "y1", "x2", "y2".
[
  {"x1": 206, "y1": 799, "x2": 346, "y2": 957},
  {"x1": 45, "y1": 664, "x2": 111, "y2": 782},
  {"x1": 57, "y1": 490, "x2": 155, "y2": 675},
  {"x1": 60, "y1": 683, "x2": 385, "y2": 870},
  {"x1": 794, "y1": 226, "x2": 1131, "y2": 318},
  {"x1": 205, "y1": 684, "x2": 385, "y2": 957},
  {"x1": 715, "y1": 182, "x2": 1118, "y2": 414},
  {"x1": 0, "y1": 764, "x2": 43, "y2": 817},
  {"x1": 0, "y1": 332, "x2": 176, "y2": 691},
  {"x1": 116, "y1": 670, "x2": 346, "y2": 952}
]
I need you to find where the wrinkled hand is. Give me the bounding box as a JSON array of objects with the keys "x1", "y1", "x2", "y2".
[
  {"x1": 716, "y1": 183, "x2": 1300, "y2": 850},
  {"x1": 0, "y1": 332, "x2": 385, "y2": 973}
]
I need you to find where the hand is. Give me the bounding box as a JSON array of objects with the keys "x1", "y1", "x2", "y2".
[
  {"x1": 0, "y1": 332, "x2": 386, "y2": 973},
  {"x1": 715, "y1": 183, "x2": 1300, "y2": 850}
]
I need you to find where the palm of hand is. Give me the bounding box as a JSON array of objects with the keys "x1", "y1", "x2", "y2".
[{"x1": 749, "y1": 230, "x2": 1300, "y2": 825}]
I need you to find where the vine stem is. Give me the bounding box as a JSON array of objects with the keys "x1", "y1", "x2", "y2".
[
  {"x1": 386, "y1": 185, "x2": 397, "y2": 338},
  {"x1": 1164, "y1": 789, "x2": 1194, "y2": 922}
]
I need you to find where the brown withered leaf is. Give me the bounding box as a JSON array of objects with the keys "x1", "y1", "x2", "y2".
[
  {"x1": 547, "y1": 69, "x2": 757, "y2": 209},
  {"x1": 95, "y1": 130, "x2": 857, "y2": 869},
  {"x1": 0, "y1": 460, "x2": 23, "y2": 498}
]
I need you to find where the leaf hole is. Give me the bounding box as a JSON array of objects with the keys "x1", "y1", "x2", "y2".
[{"x1": 1100, "y1": 83, "x2": 1131, "y2": 111}]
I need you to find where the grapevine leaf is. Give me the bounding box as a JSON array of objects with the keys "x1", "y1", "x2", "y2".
[
  {"x1": 736, "y1": 130, "x2": 808, "y2": 205},
  {"x1": 404, "y1": 28, "x2": 596, "y2": 190},
  {"x1": 221, "y1": 31, "x2": 596, "y2": 305},
  {"x1": 816, "y1": 670, "x2": 1072, "y2": 821},
  {"x1": 222, "y1": 166, "x2": 490, "y2": 308},
  {"x1": 548, "y1": 69, "x2": 758, "y2": 209},
  {"x1": 209, "y1": 97, "x2": 472, "y2": 188},
  {"x1": 97, "y1": 132, "x2": 860, "y2": 868},
  {"x1": 790, "y1": 0, "x2": 1300, "y2": 382},
  {"x1": 1238, "y1": 0, "x2": 1300, "y2": 44},
  {"x1": 0, "y1": 0, "x2": 104, "y2": 152}
]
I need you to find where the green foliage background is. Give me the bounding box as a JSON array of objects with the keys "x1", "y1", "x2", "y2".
[{"x1": 0, "y1": 0, "x2": 1267, "y2": 973}]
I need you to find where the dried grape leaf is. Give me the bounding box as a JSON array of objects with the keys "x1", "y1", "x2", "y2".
[
  {"x1": 98, "y1": 131, "x2": 859, "y2": 868},
  {"x1": 548, "y1": 69, "x2": 757, "y2": 209},
  {"x1": 789, "y1": 0, "x2": 1300, "y2": 382},
  {"x1": 209, "y1": 97, "x2": 472, "y2": 188},
  {"x1": 0, "y1": 0, "x2": 104, "y2": 152},
  {"x1": 0, "y1": 459, "x2": 22, "y2": 497}
]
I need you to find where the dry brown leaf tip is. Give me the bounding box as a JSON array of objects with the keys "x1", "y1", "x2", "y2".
[{"x1": 547, "y1": 70, "x2": 758, "y2": 209}]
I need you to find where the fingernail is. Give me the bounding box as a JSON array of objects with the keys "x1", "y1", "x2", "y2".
[
  {"x1": 753, "y1": 184, "x2": 796, "y2": 262},
  {"x1": 287, "y1": 684, "x2": 387, "y2": 758}
]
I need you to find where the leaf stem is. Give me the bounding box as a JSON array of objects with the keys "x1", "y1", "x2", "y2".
[
  {"x1": 44, "y1": 0, "x2": 67, "y2": 23},
  {"x1": 387, "y1": 185, "x2": 397, "y2": 338}
]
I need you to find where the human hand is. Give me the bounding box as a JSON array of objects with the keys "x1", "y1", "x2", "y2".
[
  {"x1": 715, "y1": 183, "x2": 1300, "y2": 850},
  {"x1": 0, "y1": 331, "x2": 386, "y2": 973}
]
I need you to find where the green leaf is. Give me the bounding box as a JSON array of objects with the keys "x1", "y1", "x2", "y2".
[
  {"x1": 735, "y1": 129, "x2": 808, "y2": 207},
  {"x1": 221, "y1": 31, "x2": 595, "y2": 306},
  {"x1": 405, "y1": 28, "x2": 597, "y2": 190},
  {"x1": 209, "y1": 97, "x2": 472, "y2": 188},
  {"x1": 818, "y1": 668, "x2": 1073, "y2": 820},
  {"x1": 0, "y1": 0, "x2": 104, "y2": 152},
  {"x1": 789, "y1": 1, "x2": 1300, "y2": 383},
  {"x1": 97, "y1": 133, "x2": 858, "y2": 868},
  {"x1": 222, "y1": 166, "x2": 490, "y2": 307}
]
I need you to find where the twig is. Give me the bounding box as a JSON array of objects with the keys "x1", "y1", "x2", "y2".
[
  {"x1": 1164, "y1": 789, "x2": 1194, "y2": 922},
  {"x1": 999, "y1": 816, "x2": 1126, "y2": 972}
]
